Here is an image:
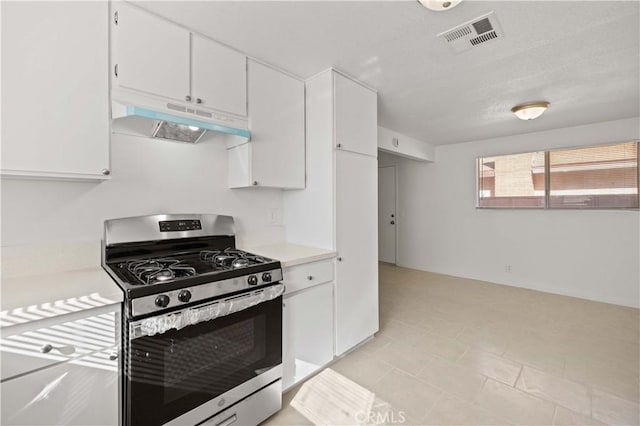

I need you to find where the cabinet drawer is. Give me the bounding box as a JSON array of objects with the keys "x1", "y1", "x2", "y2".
[
  {"x1": 1, "y1": 310, "x2": 117, "y2": 381},
  {"x1": 200, "y1": 379, "x2": 281, "y2": 426},
  {"x1": 283, "y1": 259, "x2": 334, "y2": 294}
]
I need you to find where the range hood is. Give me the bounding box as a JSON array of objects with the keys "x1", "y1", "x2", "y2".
[{"x1": 111, "y1": 90, "x2": 250, "y2": 143}]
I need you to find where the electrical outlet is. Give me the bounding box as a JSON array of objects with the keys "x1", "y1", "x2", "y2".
[
  {"x1": 505, "y1": 264, "x2": 512, "y2": 273},
  {"x1": 268, "y1": 208, "x2": 281, "y2": 226}
]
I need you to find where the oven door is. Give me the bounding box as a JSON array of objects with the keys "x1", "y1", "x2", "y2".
[{"x1": 125, "y1": 295, "x2": 282, "y2": 426}]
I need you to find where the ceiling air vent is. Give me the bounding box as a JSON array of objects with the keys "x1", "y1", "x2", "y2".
[{"x1": 438, "y1": 12, "x2": 503, "y2": 53}]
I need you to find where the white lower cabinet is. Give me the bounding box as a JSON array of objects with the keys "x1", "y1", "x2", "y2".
[
  {"x1": 282, "y1": 281, "x2": 334, "y2": 391},
  {"x1": 0, "y1": 348, "x2": 118, "y2": 425},
  {"x1": 0, "y1": 304, "x2": 120, "y2": 425}
]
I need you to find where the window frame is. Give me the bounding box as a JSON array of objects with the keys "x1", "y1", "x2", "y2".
[{"x1": 476, "y1": 140, "x2": 640, "y2": 210}]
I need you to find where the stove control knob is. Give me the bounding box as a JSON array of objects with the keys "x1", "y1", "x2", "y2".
[
  {"x1": 247, "y1": 275, "x2": 258, "y2": 286},
  {"x1": 262, "y1": 272, "x2": 272, "y2": 282},
  {"x1": 155, "y1": 295, "x2": 170, "y2": 308},
  {"x1": 178, "y1": 290, "x2": 192, "y2": 303}
]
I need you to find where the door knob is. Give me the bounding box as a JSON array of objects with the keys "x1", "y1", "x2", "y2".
[{"x1": 390, "y1": 221, "x2": 395, "y2": 225}]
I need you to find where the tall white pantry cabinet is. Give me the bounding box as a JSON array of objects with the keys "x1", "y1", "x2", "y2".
[{"x1": 284, "y1": 69, "x2": 379, "y2": 356}]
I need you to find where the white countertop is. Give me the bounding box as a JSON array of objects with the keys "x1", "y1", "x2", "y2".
[
  {"x1": 0, "y1": 242, "x2": 332, "y2": 325},
  {"x1": 1, "y1": 266, "x2": 123, "y2": 315},
  {"x1": 241, "y1": 243, "x2": 336, "y2": 268}
]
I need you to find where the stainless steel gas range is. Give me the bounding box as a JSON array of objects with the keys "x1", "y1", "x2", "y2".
[{"x1": 102, "y1": 214, "x2": 283, "y2": 426}]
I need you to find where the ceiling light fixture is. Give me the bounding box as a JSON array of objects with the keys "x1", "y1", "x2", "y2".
[
  {"x1": 418, "y1": 0, "x2": 463, "y2": 12},
  {"x1": 511, "y1": 102, "x2": 550, "y2": 120}
]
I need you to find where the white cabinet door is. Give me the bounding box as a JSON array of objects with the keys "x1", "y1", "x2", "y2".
[
  {"x1": 334, "y1": 73, "x2": 378, "y2": 157},
  {"x1": 282, "y1": 297, "x2": 295, "y2": 390},
  {"x1": 1, "y1": 1, "x2": 110, "y2": 179},
  {"x1": 113, "y1": 2, "x2": 189, "y2": 102},
  {"x1": 227, "y1": 61, "x2": 305, "y2": 189},
  {"x1": 335, "y1": 151, "x2": 379, "y2": 355},
  {"x1": 283, "y1": 282, "x2": 334, "y2": 390},
  {"x1": 0, "y1": 349, "x2": 118, "y2": 425},
  {"x1": 192, "y1": 34, "x2": 247, "y2": 116},
  {"x1": 248, "y1": 60, "x2": 305, "y2": 188}
]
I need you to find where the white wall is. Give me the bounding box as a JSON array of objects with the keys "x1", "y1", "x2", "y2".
[
  {"x1": 1, "y1": 133, "x2": 285, "y2": 276},
  {"x1": 380, "y1": 117, "x2": 640, "y2": 308},
  {"x1": 378, "y1": 126, "x2": 435, "y2": 162}
]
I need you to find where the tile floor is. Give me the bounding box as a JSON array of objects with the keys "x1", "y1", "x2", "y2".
[{"x1": 264, "y1": 264, "x2": 640, "y2": 425}]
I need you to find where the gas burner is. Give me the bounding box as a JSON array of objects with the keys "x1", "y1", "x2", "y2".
[
  {"x1": 200, "y1": 249, "x2": 270, "y2": 270},
  {"x1": 232, "y1": 258, "x2": 250, "y2": 268},
  {"x1": 123, "y1": 258, "x2": 196, "y2": 286}
]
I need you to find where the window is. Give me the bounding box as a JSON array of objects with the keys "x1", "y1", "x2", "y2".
[
  {"x1": 478, "y1": 151, "x2": 545, "y2": 208},
  {"x1": 477, "y1": 141, "x2": 639, "y2": 209}
]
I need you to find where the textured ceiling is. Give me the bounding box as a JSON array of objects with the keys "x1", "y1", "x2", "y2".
[{"x1": 136, "y1": 1, "x2": 640, "y2": 146}]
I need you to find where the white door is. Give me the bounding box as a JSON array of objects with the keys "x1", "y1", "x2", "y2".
[
  {"x1": 113, "y1": 3, "x2": 190, "y2": 102},
  {"x1": 378, "y1": 165, "x2": 397, "y2": 264},
  {"x1": 248, "y1": 60, "x2": 304, "y2": 188},
  {"x1": 334, "y1": 73, "x2": 378, "y2": 157},
  {"x1": 192, "y1": 34, "x2": 247, "y2": 116},
  {"x1": 283, "y1": 282, "x2": 334, "y2": 389},
  {"x1": 335, "y1": 150, "x2": 379, "y2": 356}
]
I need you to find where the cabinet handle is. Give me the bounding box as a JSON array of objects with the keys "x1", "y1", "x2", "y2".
[
  {"x1": 185, "y1": 95, "x2": 192, "y2": 102},
  {"x1": 252, "y1": 181, "x2": 258, "y2": 186},
  {"x1": 196, "y1": 98, "x2": 203, "y2": 104},
  {"x1": 114, "y1": 11, "x2": 118, "y2": 25},
  {"x1": 336, "y1": 143, "x2": 342, "y2": 149},
  {"x1": 114, "y1": 64, "x2": 118, "y2": 77},
  {"x1": 337, "y1": 257, "x2": 343, "y2": 262},
  {"x1": 307, "y1": 275, "x2": 313, "y2": 281},
  {"x1": 41, "y1": 344, "x2": 75, "y2": 355},
  {"x1": 102, "y1": 168, "x2": 111, "y2": 176},
  {"x1": 109, "y1": 352, "x2": 119, "y2": 360}
]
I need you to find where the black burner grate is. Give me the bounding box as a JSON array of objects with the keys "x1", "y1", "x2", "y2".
[
  {"x1": 124, "y1": 258, "x2": 197, "y2": 286},
  {"x1": 200, "y1": 249, "x2": 270, "y2": 270}
]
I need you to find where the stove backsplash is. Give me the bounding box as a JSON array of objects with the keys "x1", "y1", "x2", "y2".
[{"x1": 1, "y1": 133, "x2": 285, "y2": 274}]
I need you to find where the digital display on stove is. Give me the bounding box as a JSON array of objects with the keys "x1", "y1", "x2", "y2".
[{"x1": 159, "y1": 220, "x2": 202, "y2": 232}]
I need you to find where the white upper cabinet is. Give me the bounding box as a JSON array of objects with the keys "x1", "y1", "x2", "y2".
[
  {"x1": 112, "y1": 3, "x2": 247, "y2": 116},
  {"x1": 1, "y1": 1, "x2": 110, "y2": 180},
  {"x1": 113, "y1": 2, "x2": 190, "y2": 102},
  {"x1": 228, "y1": 60, "x2": 305, "y2": 189},
  {"x1": 334, "y1": 73, "x2": 378, "y2": 157},
  {"x1": 192, "y1": 34, "x2": 247, "y2": 116}
]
